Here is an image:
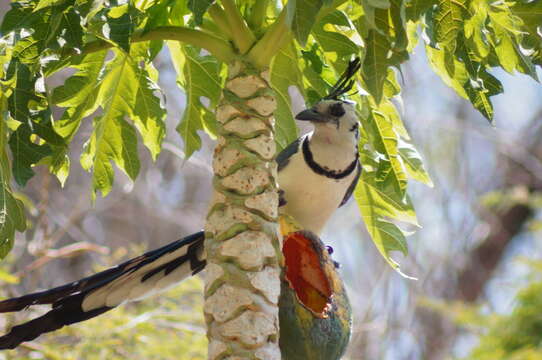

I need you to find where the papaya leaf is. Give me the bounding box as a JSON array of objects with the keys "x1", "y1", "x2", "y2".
[
  {"x1": 131, "y1": 60, "x2": 167, "y2": 160},
  {"x1": 270, "y1": 42, "x2": 302, "y2": 151},
  {"x1": 0, "y1": 160, "x2": 26, "y2": 259},
  {"x1": 488, "y1": 3, "x2": 538, "y2": 79},
  {"x1": 464, "y1": 0, "x2": 490, "y2": 59},
  {"x1": 511, "y1": 0, "x2": 542, "y2": 35},
  {"x1": 86, "y1": 4, "x2": 137, "y2": 53},
  {"x1": 0, "y1": 97, "x2": 26, "y2": 258},
  {"x1": 354, "y1": 173, "x2": 415, "y2": 278},
  {"x1": 81, "y1": 115, "x2": 139, "y2": 198},
  {"x1": 60, "y1": 6, "x2": 85, "y2": 51},
  {"x1": 460, "y1": 46, "x2": 504, "y2": 122},
  {"x1": 80, "y1": 49, "x2": 166, "y2": 197},
  {"x1": 300, "y1": 43, "x2": 331, "y2": 102},
  {"x1": 362, "y1": 30, "x2": 391, "y2": 104},
  {"x1": 312, "y1": 25, "x2": 359, "y2": 69},
  {"x1": 406, "y1": 0, "x2": 437, "y2": 20},
  {"x1": 287, "y1": 0, "x2": 324, "y2": 47},
  {"x1": 300, "y1": 46, "x2": 332, "y2": 103},
  {"x1": 105, "y1": 4, "x2": 136, "y2": 52},
  {"x1": 425, "y1": 45, "x2": 468, "y2": 99},
  {"x1": 320, "y1": 9, "x2": 351, "y2": 27},
  {"x1": 188, "y1": 0, "x2": 214, "y2": 25},
  {"x1": 170, "y1": 44, "x2": 221, "y2": 158},
  {"x1": 9, "y1": 123, "x2": 52, "y2": 186},
  {"x1": 5, "y1": 60, "x2": 44, "y2": 124},
  {"x1": 34, "y1": 0, "x2": 67, "y2": 12},
  {"x1": 364, "y1": 110, "x2": 410, "y2": 210},
  {"x1": 433, "y1": 0, "x2": 467, "y2": 52},
  {"x1": 398, "y1": 139, "x2": 433, "y2": 186},
  {"x1": 49, "y1": 52, "x2": 107, "y2": 184}
]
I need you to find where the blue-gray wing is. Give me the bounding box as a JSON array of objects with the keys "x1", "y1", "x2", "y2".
[
  {"x1": 339, "y1": 162, "x2": 361, "y2": 207},
  {"x1": 276, "y1": 137, "x2": 302, "y2": 172}
]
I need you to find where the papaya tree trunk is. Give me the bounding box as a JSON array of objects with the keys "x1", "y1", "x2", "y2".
[{"x1": 204, "y1": 60, "x2": 282, "y2": 360}]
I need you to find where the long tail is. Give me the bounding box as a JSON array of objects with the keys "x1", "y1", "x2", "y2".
[{"x1": 0, "y1": 231, "x2": 206, "y2": 350}]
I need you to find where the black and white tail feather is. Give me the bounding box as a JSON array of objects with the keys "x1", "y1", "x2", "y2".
[{"x1": 0, "y1": 232, "x2": 205, "y2": 349}]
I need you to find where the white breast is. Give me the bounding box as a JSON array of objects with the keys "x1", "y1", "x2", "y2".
[{"x1": 278, "y1": 150, "x2": 356, "y2": 235}]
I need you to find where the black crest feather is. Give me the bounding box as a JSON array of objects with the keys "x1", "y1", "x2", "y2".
[{"x1": 324, "y1": 57, "x2": 361, "y2": 100}]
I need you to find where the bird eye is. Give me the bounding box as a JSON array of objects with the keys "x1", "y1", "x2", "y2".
[{"x1": 329, "y1": 103, "x2": 345, "y2": 117}]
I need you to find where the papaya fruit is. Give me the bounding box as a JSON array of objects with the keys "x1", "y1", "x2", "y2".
[{"x1": 278, "y1": 215, "x2": 352, "y2": 360}]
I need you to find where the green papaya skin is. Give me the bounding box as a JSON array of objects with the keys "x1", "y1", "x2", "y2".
[{"x1": 278, "y1": 230, "x2": 352, "y2": 360}]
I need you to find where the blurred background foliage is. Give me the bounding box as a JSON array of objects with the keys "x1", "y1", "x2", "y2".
[
  {"x1": 1, "y1": 1, "x2": 542, "y2": 359},
  {"x1": 0, "y1": 265, "x2": 207, "y2": 359},
  {"x1": 423, "y1": 261, "x2": 542, "y2": 360}
]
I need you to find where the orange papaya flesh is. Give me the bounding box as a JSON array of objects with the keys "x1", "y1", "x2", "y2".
[
  {"x1": 282, "y1": 231, "x2": 333, "y2": 317},
  {"x1": 278, "y1": 229, "x2": 352, "y2": 360}
]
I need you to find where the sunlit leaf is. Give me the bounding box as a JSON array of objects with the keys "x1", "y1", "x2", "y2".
[
  {"x1": 362, "y1": 30, "x2": 390, "y2": 103},
  {"x1": 80, "y1": 49, "x2": 166, "y2": 197},
  {"x1": 9, "y1": 123, "x2": 53, "y2": 186},
  {"x1": 433, "y1": 0, "x2": 467, "y2": 52},
  {"x1": 34, "y1": 0, "x2": 66, "y2": 12},
  {"x1": 270, "y1": 41, "x2": 302, "y2": 150},
  {"x1": 0, "y1": 97, "x2": 26, "y2": 258},
  {"x1": 398, "y1": 139, "x2": 433, "y2": 186},
  {"x1": 103, "y1": 4, "x2": 136, "y2": 52},
  {"x1": 366, "y1": 109, "x2": 408, "y2": 200},
  {"x1": 170, "y1": 43, "x2": 221, "y2": 158},
  {"x1": 354, "y1": 173, "x2": 415, "y2": 278},
  {"x1": 188, "y1": 0, "x2": 214, "y2": 25},
  {"x1": 287, "y1": 0, "x2": 324, "y2": 46}
]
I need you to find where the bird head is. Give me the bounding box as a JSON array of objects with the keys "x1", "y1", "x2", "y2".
[
  {"x1": 295, "y1": 57, "x2": 361, "y2": 140},
  {"x1": 295, "y1": 99, "x2": 359, "y2": 137}
]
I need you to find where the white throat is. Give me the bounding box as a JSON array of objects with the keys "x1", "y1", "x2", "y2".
[{"x1": 307, "y1": 125, "x2": 358, "y2": 171}]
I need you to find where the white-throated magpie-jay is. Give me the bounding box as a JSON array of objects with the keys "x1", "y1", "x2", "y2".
[{"x1": 0, "y1": 58, "x2": 362, "y2": 349}]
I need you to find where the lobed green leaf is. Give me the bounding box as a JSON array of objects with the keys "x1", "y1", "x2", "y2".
[
  {"x1": 270, "y1": 41, "x2": 302, "y2": 150},
  {"x1": 170, "y1": 43, "x2": 222, "y2": 158},
  {"x1": 77, "y1": 48, "x2": 166, "y2": 197},
  {"x1": 188, "y1": 0, "x2": 214, "y2": 25},
  {"x1": 287, "y1": 0, "x2": 324, "y2": 46},
  {"x1": 433, "y1": 0, "x2": 467, "y2": 52},
  {"x1": 0, "y1": 96, "x2": 26, "y2": 258},
  {"x1": 362, "y1": 30, "x2": 391, "y2": 104}
]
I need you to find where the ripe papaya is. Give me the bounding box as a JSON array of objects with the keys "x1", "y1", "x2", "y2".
[{"x1": 278, "y1": 216, "x2": 352, "y2": 360}]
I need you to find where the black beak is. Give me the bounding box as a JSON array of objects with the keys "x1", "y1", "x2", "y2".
[{"x1": 295, "y1": 109, "x2": 328, "y2": 123}]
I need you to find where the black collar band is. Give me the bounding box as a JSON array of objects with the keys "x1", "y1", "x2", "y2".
[{"x1": 302, "y1": 137, "x2": 359, "y2": 179}]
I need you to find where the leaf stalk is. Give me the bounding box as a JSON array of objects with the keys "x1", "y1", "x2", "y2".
[
  {"x1": 220, "y1": 0, "x2": 256, "y2": 53},
  {"x1": 248, "y1": 9, "x2": 290, "y2": 68},
  {"x1": 79, "y1": 26, "x2": 236, "y2": 63},
  {"x1": 208, "y1": 4, "x2": 234, "y2": 39}
]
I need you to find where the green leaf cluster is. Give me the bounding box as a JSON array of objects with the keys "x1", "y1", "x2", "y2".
[
  {"x1": 423, "y1": 0, "x2": 539, "y2": 122},
  {"x1": 468, "y1": 272, "x2": 542, "y2": 360}
]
